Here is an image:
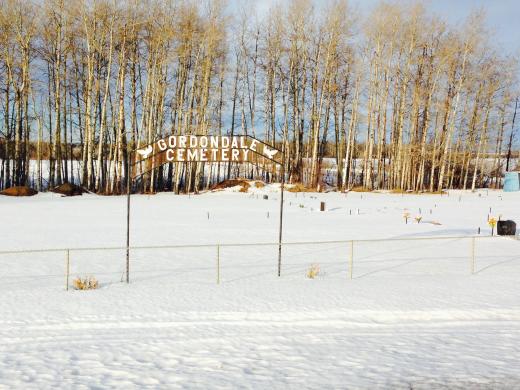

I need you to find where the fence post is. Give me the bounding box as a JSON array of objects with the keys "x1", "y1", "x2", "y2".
[
  {"x1": 217, "y1": 244, "x2": 220, "y2": 284},
  {"x1": 66, "y1": 249, "x2": 70, "y2": 291},
  {"x1": 471, "y1": 237, "x2": 476, "y2": 274},
  {"x1": 349, "y1": 241, "x2": 354, "y2": 280}
]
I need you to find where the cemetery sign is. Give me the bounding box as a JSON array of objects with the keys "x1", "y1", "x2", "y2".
[
  {"x1": 131, "y1": 135, "x2": 282, "y2": 179},
  {"x1": 125, "y1": 134, "x2": 286, "y2": 284}
]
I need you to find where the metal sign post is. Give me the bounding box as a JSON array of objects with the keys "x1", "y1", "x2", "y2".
[
  {"x1": 126, "y1": 151, "x2": 131, "y2": 283},
  {"x1": 278, "y1": 148, "x2": 285, "y2": 277}
]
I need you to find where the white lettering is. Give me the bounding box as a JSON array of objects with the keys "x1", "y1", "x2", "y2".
[
  {"x1": 145, "y1": 136, "x2": 266, "y2": 163},
  {"x1": 158, "y1": 139, "x2": 167, "y2": 151},
  {"x1": 187, "y1": 149, "x2": 198, "y2": 160}
]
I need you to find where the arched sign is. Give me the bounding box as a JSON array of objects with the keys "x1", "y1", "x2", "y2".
[{"x1": 130, "y1": 135, "x2": 282, "y2": 179}]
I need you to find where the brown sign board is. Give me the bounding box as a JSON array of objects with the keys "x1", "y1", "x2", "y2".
[{"x1": 130, "y1": 135, "x2": 282, "y2": 179}]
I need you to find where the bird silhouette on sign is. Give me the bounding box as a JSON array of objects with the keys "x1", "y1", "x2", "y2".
[
  {"x1": 136, "y1": 145, "x2": 153, "y2": 159},
  {"x1": 263, "y1": 146, "x2": 278, "y2": 160}
]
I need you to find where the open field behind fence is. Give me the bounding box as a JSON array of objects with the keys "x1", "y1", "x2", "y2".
[{"x1": 0, "y1": 236, "x2": 519, "y2": 291}]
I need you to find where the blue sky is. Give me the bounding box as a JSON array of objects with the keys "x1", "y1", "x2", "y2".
[
  {"x1": 231, "y1": 0, "x2": 520, "y2": 57},
  {"x1": 425, "y1": 0, "x2": 520, "y2": 56}
]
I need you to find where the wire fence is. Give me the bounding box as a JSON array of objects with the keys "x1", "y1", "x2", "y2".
[{"x1": 0, "y1": 235, "x2": 518, "y2": 291}]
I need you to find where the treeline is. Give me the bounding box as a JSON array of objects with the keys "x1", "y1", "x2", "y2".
[{"x1": 0, "y1": 0, "x2": 518, "y2": 193}]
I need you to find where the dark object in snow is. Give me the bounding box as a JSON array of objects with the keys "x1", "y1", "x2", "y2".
[
  {"x1": 263, "y1": 195, "x2": 268, "y2": 200},
  {"x1": 320, "y1": 202, "x2": 326, "y2": 212},
  {"x1": 497, "y1": 220, "x2": 516, "y2": 236},
  {"x1": 51, "y1": 182, "x2": 85, "y2": 196},
  {"x1": 0, "y1": 186, "x2": 37, "y2": 196}
]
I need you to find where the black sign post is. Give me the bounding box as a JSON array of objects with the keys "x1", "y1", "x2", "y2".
[
  {"x1": 277, "y1": 144, "x2": 285, "y2": 277},
  {"x1": 126, "y1": 151, "x2": 131, "y2": 283}
]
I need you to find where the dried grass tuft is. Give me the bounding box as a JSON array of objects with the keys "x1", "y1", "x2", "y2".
[
  {"x1": 73, "y1": 276, "x2": 99, "y2": 290},
  {"x1": 287, "y1": 183, "x2": 315, "y2": 193},
  {"x1": 239, "y1": 182, "x2": 251, "y2": 193},
  {"x1": 349, "y1": 186, "x2": 372, "y2": 193},
  {"x1": 212, "y1": 179, "x2": 250, "y2": 192},
  {"x1": 306, "y1": 264, "x2": 320, "y2": 279}
]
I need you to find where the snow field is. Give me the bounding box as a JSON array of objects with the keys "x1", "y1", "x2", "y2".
[{"x1": 0, "y1": 185, "x2": 519, "y2": 388}]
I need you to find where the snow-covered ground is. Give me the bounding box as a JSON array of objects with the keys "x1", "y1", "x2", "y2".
[{"x1": 1, "y1": 185, "x2": 520, "y2": 389}]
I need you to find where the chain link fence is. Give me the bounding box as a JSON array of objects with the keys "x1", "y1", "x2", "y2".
[{"x1": 0, "y1": 235, "x2": 518, "y2": 290}]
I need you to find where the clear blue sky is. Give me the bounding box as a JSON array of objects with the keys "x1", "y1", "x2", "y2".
[
  {"x1": 232, "y1": 0, "x2": 520, "y2": 57},
  {"x1": 425, "y1": 0, "x2": 520, "y2": 56}
]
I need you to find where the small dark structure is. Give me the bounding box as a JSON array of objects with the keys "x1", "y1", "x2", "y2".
[
  {"x1": 320, "y1": 201, "x2": 326, "y2": 211},
  {"x1": 497, "y1": 220, "x2": 516, "y2": 236},
  {"x1": 263, "y1": 195, "x2": 268, "y2": 200}
]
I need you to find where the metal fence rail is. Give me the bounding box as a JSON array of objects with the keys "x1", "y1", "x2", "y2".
[{"x1": 0, "y1": 235, "x2": 518, "y2": 290}]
